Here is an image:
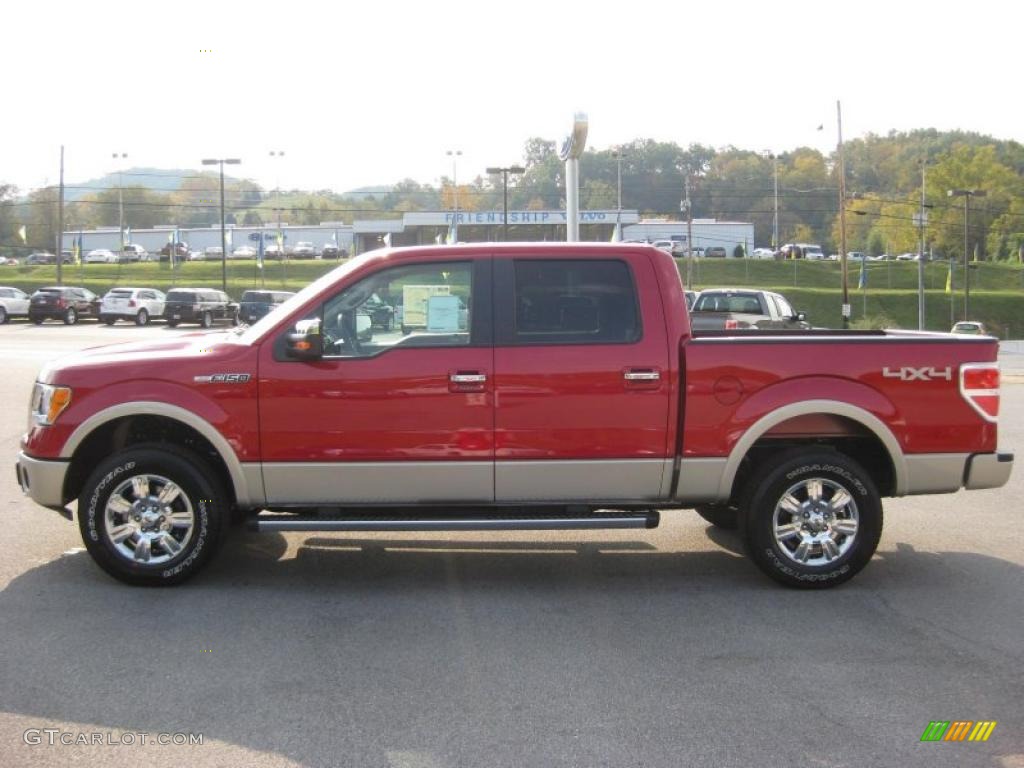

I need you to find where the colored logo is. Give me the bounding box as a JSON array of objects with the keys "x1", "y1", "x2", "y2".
[{"x1": 920, "y1": 721, "x2": 997, "y2": 742}]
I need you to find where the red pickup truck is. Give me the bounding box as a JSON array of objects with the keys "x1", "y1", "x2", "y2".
[{"x1": 16, "y1": 244, "x2": 1013, "y2": 588}]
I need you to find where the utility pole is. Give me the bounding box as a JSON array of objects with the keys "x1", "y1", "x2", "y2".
[
  {"x1": 837, "y1": 101, "x2": 850, "y2": 329},
  {"x1": 56, "y1": 146, "x2": 64, "y2": 285},
  {"x1": 947, "y1": 188, "x2": 986, "y2": 321},
  {"x1": 112, "y1": 152, "x2": 127, "y2": 259},
  {"x1": 917, "y1": 160, "x2": 927, "y2": 330},
  {"x1": 772, "y1": 153, "x2": 779, "y2": 251},
  {"x1": 683, "y1": 171, "x2": 694, "y2": 289}
]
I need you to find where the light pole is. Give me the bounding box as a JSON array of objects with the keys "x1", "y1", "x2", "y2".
[
  {"x1": 112, "y1": 152, "x2": 127, "y2": 256},
  {"x1": 446, "y1": 150, "x2": 462, "y2": 232},
  {"x1": 612, "y1": 148, "x2": 624, "y2": 212},
  {"x1": 763, "y1": 151, "x2": 779, "y2": 250},
  {"x1": 202, "y1": 158, "x2": 241, "y2": 292},
  {"x1": 947, "y1": 188, "x2": 986, "y2": 320},
  {"x1": 486, "y1": 165, "x2": 525, "y2": 241},
  {"x1": 269, "y1": 150, "x2": 285, "y2": 258}
]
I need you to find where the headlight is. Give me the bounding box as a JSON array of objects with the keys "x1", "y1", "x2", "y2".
[{"x1": 30, "y1": 383, "x2": 73, "y2": 426}]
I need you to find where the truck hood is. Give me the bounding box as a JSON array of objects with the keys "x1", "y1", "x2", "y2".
[{"x1": 37, "y1": 331, "x2": 251, "y2": 384}]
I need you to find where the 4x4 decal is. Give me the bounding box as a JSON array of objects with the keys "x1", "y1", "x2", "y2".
[{"x1": 882, "y1": 366, "x2": 953, "y2": 382}]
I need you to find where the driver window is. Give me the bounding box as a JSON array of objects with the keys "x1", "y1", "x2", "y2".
[{"x1": 308, "y1": 261, "x2": 473, "y2": 358}]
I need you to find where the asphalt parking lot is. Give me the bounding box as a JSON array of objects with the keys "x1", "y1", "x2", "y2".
[{"x1": 1, "y1": 322, "x2": 1022, "y2": 768}]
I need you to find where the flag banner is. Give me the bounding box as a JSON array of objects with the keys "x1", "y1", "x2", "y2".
[
  {"x1": 124, "y1": 227, "x2": 131, "y2": 245},
  {"x1": 945, "y1": 264, "x2": 952, "y2": 294},
  {"x1": 858, "y1": 259, "x2": 867, "y2": 290},
  {"x1": 382, "y1": 233, "x2": 392, "y2": 248},
  {"x1": 257, "y1": 235, "x2": 265, "y2": 270},
  {"x1": 446, "y1": 221, "x2": 458, "y2": 245},
  {"x1": 17, "y1": 225, "x2": 27, "y2": 243}
]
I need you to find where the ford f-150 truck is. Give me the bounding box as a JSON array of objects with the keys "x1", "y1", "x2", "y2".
[{"x1": 16, "y1": 243, "x2": 1014, "y2": 588}]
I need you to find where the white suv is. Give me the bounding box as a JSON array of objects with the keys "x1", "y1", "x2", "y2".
[
  {"x1": 99, "y1": 287, "x2": 166, "y2": 326},
  {"x1": 0, "y1": 286, "x2": 30, "y2": 323}
]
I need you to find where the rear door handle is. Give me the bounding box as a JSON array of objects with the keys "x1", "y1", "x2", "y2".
[
  {"x1": 449, "y1": 371, "x2": 487, "y2": 392},
  {"x1": 623, "y1": 368, "x2": 662, "y2": 390},
  {"x1": 624, "y1": 371, "x2": 660, "y2": 382}
]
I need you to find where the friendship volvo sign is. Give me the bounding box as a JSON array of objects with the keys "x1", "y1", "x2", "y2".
[{"x1": 403, "y1": 210, "x2": 639, "y2": 227}]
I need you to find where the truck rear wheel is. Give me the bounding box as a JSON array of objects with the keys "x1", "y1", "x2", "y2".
[
  {"x1": 77, "y1": 445, "x2": 230, "y2": 586},
  {"x1": 740, "y1": 448, "x2": 882, "y2": 589}
]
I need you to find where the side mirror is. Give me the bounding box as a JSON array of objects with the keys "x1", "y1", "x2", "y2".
[
  {"x1": 795, "y1": 312, "x2": 807, "y2": 322},
  {"x1": 285, "y1": 331, "x2": 323, "y2": 361}
]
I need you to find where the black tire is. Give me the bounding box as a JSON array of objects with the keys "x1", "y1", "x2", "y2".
[
  {"x1": 135, "y1": 309, "x2": 149, "y2": 326},
  {"x1": 200, "y1": 311, "x2": 213, "y2": 329},
  {"x1": 166, "y1": 319, "x2": 178, "y2": 328},
  {"x1": 0, "y1": 306, "x2": 7, "y2": 324},
  {"x1": 77, "y1": 445, "x2": 230, "y2": 586},
  {"x1": 64, "y1": 307, "x2": 78, "y2": 325},
  {"x1": 740, "y1": 448, "x2": 882, "y2": 589},
  {"x1": 30, "y1": 316, "x2": 44, "y2": 325},
  {"x1": 230, "y1": 312, "x2": 239, "y2": 327},
  {"x1": 695, "y1": 503, "x2": 739, "y2": 530},
  {"x1": 102, "y1": 316, "x2": 116, "y2": 326}
]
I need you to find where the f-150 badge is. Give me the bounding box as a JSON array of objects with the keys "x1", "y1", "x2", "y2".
[
  {"x1": 882, "y1": 366, "x2": 952, "y2": 381},
  {"x1": 194, "y1": 373, "x2": 251, "y2": 384}
]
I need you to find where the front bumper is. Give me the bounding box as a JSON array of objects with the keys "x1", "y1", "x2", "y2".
[
  {"x1": 965, "y1": 452, "x2": 1014, "y2": 491},
  {"x1": 15, "y1": 452, "x2": 70, "y2": 512}
]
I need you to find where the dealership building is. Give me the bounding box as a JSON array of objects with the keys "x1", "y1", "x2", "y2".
[{"x1": 62, "y1": 211, "x2": 753, "y2": 256}]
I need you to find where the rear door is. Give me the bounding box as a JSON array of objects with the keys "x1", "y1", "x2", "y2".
[
  {"x1": 257, "y1": 256, "x2": 495, "y2": 505},
  {"x1": 492, "y1": 253, "x2": 671, "y2": 502}
]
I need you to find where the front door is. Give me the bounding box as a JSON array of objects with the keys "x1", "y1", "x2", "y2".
[{"x1": 257, "y1": 258, "x2": 494, "y2": 505}]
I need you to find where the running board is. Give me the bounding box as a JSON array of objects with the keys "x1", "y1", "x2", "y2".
[{"x1": 250, "y1": 511, "x2": 660, "y2": 533}]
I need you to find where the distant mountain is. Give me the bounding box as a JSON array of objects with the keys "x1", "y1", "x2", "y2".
[
  {"x1": 64, "y1": 167, "x2": 232, "y2": 201},
  {"x1": 342, "y1": 185, "x2": 393, "y2": 200}
]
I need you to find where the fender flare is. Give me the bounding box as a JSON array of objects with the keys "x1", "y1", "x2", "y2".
[
  {"x1": 60, "y1": 401, "x2": 263, "y2": 507},
  {"x1": 718, "y1": 399, "x2": 907, "y2": 498}
]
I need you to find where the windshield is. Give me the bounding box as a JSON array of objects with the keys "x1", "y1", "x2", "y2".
[
  {"x1": 237, "y1": 252, "x2": 374, "y2": 344},
  {"x1": 693, "y1": 293, "x2": 764, "y2": 314}
]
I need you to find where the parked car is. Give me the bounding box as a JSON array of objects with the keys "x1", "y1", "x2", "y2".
[
  {"x1": 689, "y1": 288, "x2": 811, "y2": 331},
  {"x1": 99, "y1": 287, "x2": 166, "y2": 326},
  {"x1": 0, "y1": 256, "x2": 19, "y2": 266},
  {"x1": 28, "y1": 286, "x2": 100, "y2": 324},
  {"x1": 203, "y1": 246, "x2": 224, "y2": 261},
  {"x1": 848, "y1": 251, "x2": 867, "y2": 261},
  {"x1": 16, "y1": 243, "x2": 1012, "y2": 589},
  {"x1": 751, "y1": 248, "x2": 776, "y2": 259},
  {"x1": 0, "y1": 286, "x2": 30, "y2": 323},
  {"x1": 159, "y1": 242, "x2": 192, "y2": 261},
  {"x1": 231, "y1": 246, "x2": 257, "y2": 260},
  {"x1": 119, "y1": 244, "x2": 148, "y2": 262},
  {"x1": 26, "y1": 252, "x2": 57, "y2": 265},
  {"x1": 60, "y1": 250, "x2": 75, "y2": 264},
  {"x1": 951, "y1": 321, "x2": 989, "y2": 335},
  {"x1": 321, "y1": 244, "x2": 344, "y2": 259},
  {"x1": 238, "y1": 290, "x2": 295, "y2": 324},
  {"x1": 704, "y1": 246, "x2": 728, "y2": 258},
  {"x1": 84, "y1": 249, "x2": 118, "y2": 264},
  {"x1": 163, "y1": 288, "x2": 239, "y2": 328},
  {"x1": 651, "y1": 240, "x2": 675, "y2": 254},
  {"x1": 684, "y1": 290, "x2": 697, "y2": 310},
  {"x1": 264, "y1": 244, "x2": 284, "y2": 260},
  {"x1": 779, "y1": 243, "x2": 825, "y2": 260},
  {"x1": 292, "y1": 242, "x2": 319, "y2": 259}
]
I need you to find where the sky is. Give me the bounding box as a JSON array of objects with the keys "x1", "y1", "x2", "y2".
[{"x1": 5, "y1": 0, "x2": 1022, "y2": 196}]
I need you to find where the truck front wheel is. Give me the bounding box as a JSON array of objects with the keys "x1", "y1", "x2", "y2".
[
  {"x1": 77, "y1": 445, "x2": 229, "y2": 586},
  {"x1": 741, "y1": 449, "x2": 882, "y2": 589}
]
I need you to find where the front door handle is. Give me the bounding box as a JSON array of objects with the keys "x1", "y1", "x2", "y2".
[{"x1": 623, "y1": 371, "x2": 660, "y2": 382}]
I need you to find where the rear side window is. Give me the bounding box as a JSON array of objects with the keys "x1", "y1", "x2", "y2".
[
  {"x1": 507, "y1": 259, "x2": 640, "y2": 345},
  {"x1": 166, "y1": 291, "x2": 195, "y2": 302},
  {"x1": 694, "y1": 293, "x2": 765, "y2": 314}
]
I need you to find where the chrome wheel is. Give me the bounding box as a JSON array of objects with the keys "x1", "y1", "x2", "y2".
[
  {"x1": 772, "y1": 477, "x2": 859, "y2": 566},
  {"x1": 103, "y1": 473, "x2": 195, "y2": 565}
]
